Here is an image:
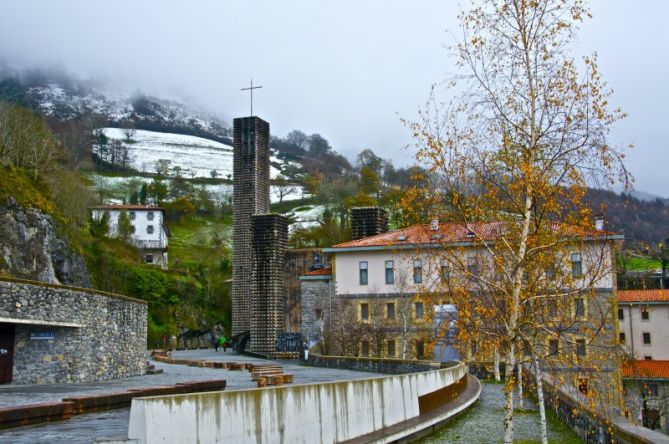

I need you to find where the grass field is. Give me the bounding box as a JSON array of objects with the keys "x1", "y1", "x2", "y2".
[
  {"x1": 621, "y1": 256, "x2": 661, "y2": 272},
  {"x1": 167, "y1": 214, "x2": 232, "y2": 266}
]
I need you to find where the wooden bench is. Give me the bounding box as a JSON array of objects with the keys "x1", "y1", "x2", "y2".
[{"x1": 256, "y1": 374, "x2": 294, "y2": 387}]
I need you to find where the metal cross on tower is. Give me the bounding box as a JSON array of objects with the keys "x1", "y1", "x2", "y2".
[{"x1": 241, "y1": 78, "x2": 263, "y2": 116}]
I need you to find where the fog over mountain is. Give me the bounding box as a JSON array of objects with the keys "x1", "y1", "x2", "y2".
[{"x1": 0, "y1": 0, "x2": 667, "y2": 195}]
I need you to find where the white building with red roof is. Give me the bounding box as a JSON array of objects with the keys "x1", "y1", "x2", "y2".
[
  {"x1": 618, "y1": 289, "x2": 669, "y2": 361},
  {"x1": 302, "y1": 214, "x2": 622, "y2": 362},
  {"x1": 91, "y1": 204, "x2": 169, "y2": 268}
]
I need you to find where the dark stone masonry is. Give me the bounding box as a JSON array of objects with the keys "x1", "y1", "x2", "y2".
[
  {"x1": 250, "y1": 214, "x2": 288, "y2": 354},
  {"x1": 231, "y1": 116, "x2": 270, "y2": 337},
  {"x1": 0, "y1": 278, "x2": 147, "y2": 384}
]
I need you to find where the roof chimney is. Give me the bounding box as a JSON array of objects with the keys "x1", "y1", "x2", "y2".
[
  {"x1": 430, "y1": 219, "x2": 439, "y2": 231},
  {"x1": 594, "y1": 214, "x2": 604, "y2": 231}
]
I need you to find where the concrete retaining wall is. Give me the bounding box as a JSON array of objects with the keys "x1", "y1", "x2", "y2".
[{"x1": 124, "y1": 363, "x2": 468, "y2": 444}]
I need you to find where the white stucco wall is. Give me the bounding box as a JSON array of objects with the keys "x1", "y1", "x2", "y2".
[
  {"x1": 125, "y1": 364, "x2": 467, "y2": 444},
  {"x1": 91, "y1": 208, "x2": 167, "y2": 249},
  {"x1": 619, "y1": 303, "x2": 669, "y2": 360},
  {"x1": 332, "y1": 241, "x2": 614, "y2": 296}
]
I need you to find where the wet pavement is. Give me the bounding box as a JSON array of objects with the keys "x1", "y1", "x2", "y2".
[{"x1": 0, "y1": 349, "x2": 383, "y2": 443}]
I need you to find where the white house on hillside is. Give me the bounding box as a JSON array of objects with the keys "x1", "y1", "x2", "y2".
[{"x1": 91, "y1": 204, "x2": 169, "y2": 268}]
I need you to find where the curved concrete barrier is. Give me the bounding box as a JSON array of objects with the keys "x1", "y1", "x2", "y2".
[{"x1": 111, "y1": 362, "x2": 479, "y2": 444}]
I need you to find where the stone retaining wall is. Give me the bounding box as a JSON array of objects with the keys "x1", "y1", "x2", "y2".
[
  {"x1": 523, "y1": 369, "x2": 669, "y2": 444},
  {"x1": 0, "y1": 278, "x2": 147, "y2": 384},
  {"x1": 307, "y1": 353, "x2": 442, "y2": 374}
]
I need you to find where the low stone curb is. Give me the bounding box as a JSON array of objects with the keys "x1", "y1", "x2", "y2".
[{"x1": 0, "y1": 379, "x2": 227, "y2": 430}]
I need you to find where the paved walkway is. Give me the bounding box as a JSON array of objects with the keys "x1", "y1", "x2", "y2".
[{"x1": 0, "y1": 350, "x2": 383, "y2": 443}]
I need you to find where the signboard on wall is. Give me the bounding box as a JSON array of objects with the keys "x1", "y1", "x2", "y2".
[{"x1": 30, "y1": 332, "x2": 55, "y2": 340}]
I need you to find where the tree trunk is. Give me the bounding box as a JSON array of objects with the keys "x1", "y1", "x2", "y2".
[
  {"x1": 517, "y1": 360, "x2": 524, "y2": 409},
  {"x1": 494, "y1": 346, "x2": 501, "y2": 382},
  {"x1": 534, "y1": 354, "x2": 548, "y2": 444},
  {"x1": 503, "y1": 345, "x2": 516, "y2": 444}
]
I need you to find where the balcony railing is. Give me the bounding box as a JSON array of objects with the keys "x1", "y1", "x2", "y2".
[{"x1": 132, "y1": 239, "x2": 167, "y2": 250}]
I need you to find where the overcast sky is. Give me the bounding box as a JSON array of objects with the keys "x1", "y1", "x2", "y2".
[{"x1": 0, "y1": 1, "x2": 667, "y2": 195}]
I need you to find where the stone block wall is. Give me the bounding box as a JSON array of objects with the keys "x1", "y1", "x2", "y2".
[
  {"x1": 232, "y1": 116, "x2": 270, "y2": 337},
  {"x1": 284, "y1": 249, "x2": 329, "y2": 333},
  {"x1": 306, "y1": 353, "x2": 441, "y2": 374},
  {"x1": 0, "y1": 278, "x2": 147, "y2": 384},
  {"x1": 300, "y1": 276, "x2": 333, "y2": 346},
  {"x1": 250, "y1": 214, "x2": 288, "y2": 354},
  {"x1": 350, "y1": 207, "x2": 388, "y2": 240}
]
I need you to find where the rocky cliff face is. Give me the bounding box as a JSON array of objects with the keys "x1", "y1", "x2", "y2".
[{"x1": 0, "y1": 197, "x2": 90, "y2": 287}]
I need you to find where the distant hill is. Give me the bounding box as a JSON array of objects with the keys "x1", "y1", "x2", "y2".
[
  {"x1": 586, "y1": 188, "x2": 669, "y2": 247},
  {"x1": 0, "y1": 69, "x2": 232, "y2": 144}
]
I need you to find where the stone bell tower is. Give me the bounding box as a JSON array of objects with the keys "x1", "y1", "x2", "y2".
[{"x1": 231, "y1": 116, "x2": 270, "y2": 337}]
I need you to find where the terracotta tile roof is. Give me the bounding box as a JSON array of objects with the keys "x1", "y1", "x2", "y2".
[
  {"x1": 91, "y1": 204, "x2": 164, "y2": 211},
  {"x1": 622, "y1": 360, "x2": 669, "y2": 379},
  {"x1": 617, "y1": 289, "x2": 669, "y2": 303},
  {"x1": 305, "y1": 267, "x2": 332, "y2": 276},
  {"x1": 331, "y1": 221, "x2": 617, "y2": 249}
]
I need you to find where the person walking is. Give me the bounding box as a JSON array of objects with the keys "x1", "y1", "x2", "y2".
[{"x1": 218, "y1": 334, "x2": 227, "y2": 353}]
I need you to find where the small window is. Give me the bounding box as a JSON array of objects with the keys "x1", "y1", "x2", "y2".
[
  {"x1": 643, "y1": 332, "x2": 652, "y2": 345},
  {"x1": 549, "y1": 339, "x2": 559, "y2": 356},
  {"x1": 644, "y1": 355, "x2": 653, "y2": 361},
  {"x1": 147, "y1": 211, "x2": 155, "y2": 221},
  {"x1": 415, "y1": 340, "x2": 425, "y2": 359},
  {"x1": 467, "y1": 256, "x2": 478, "y2": 277},
  {"x1": 571, "y1": 252, "x2": 583, "y2": 277},
  {"x1": 145, "y1": 254, "x2": 154, "y2": 264},
  {"x1": 359, "y1": 261, "x2": 368, "y2": 285},
  {"x1": 387, "y1": 340, "x2": 396, "y2": 357},
  {"x1": 619, "y1": 332, "x2": 626, "y2": 344},
  {"x1": 413, "y1": 259, "x2": 423, "y2": 284},
  {"x1": 576, "y1": 339, "x2": 586, "y2": 357},
  {"x1": 548, "y1": 302, "x2": 558, "y2": 319},
  {"x1": 574, "y1": 298, "x2": 586, "y2": 319},
  {"x1": 646, "y1": 383, "x2": 659, "y2": 397},
  {"x1": 147, "y1": 225, "x2": 154, "y2": 234},
  {"x1": 545, "y1": 266, "x2": 555, "y2": 280},
  {"x1": 385, "y1": 260, "x2": 394, "y2": 284},
  {"x1": 578, "y1": 378, "x2": 588, "y2": 395},
  {"x1": 129, "y1": 211, "x2": 136, "y2": 220},
  {"x1": 641, "y1": 308, "x2": 650, "y2": 321},
  {"x1": 386, "y1": 303, "x2": 395, "y2": 320},
  {"x1": 361, "y1": 341, "x2": 369, "y2": 357},
  {"x1": 415, "y1": 302, "x2": 424, "y2": 320},
  {"x1": 441, "y1": 264, "x2": 450, "y2": 282},
  {"x1": 315, "y1": 309, "x2": 322, "y2": 320},
  {"x1": 470, "y1": 340, "x2": 478, "y2": 357},
  {"x1": 618, "y1": 308, "x2": 624, "y2": 320},
  {"x1": 360, "y1": 303, "x2": 369, "y2": 321}
]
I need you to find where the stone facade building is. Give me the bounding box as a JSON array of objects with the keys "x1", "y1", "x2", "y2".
[
  {"x1": 0, "y1": 277, "x2": 147, "y2": 384},
  {"x1": 623, "y1": 360, "x2": 669, "y2": 435}
]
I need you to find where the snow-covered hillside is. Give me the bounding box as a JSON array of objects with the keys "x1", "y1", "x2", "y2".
[
  {"x1": 98, "y1": 128, "x2": 287, "y2": 178},
  {"x1": 24, "y1": 83, "x2": 229, "y2": 140}
]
